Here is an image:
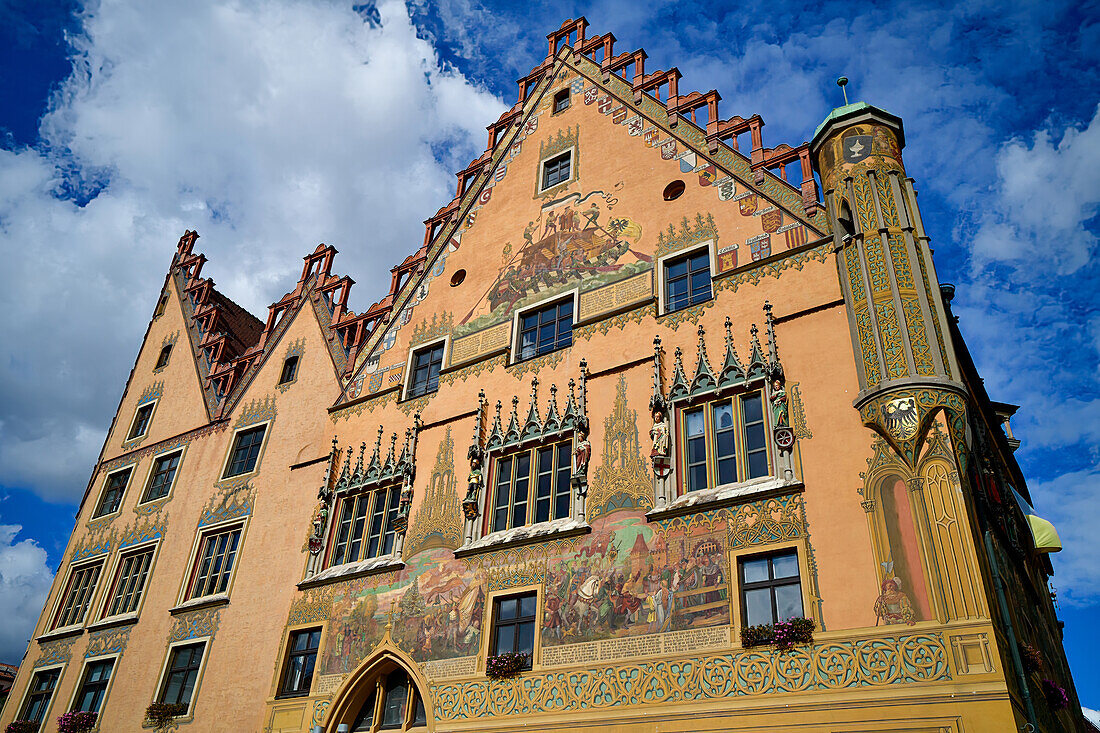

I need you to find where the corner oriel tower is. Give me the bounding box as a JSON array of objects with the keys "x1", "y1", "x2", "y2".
[{"x1": 811, "y1": 103, "x2": 965, "y2": 466}]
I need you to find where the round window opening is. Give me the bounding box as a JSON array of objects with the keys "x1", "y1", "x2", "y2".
[
  {"x1": 663, "y1": 180, "x2": 686, "y2": 201},
  {"x1": 450, "y1": 269, "x2": 467, "y2": 287}
]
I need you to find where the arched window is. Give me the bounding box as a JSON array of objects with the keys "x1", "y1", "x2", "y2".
[
  {"x1": 345, "y1": 667, "x2": 428, "y2": 733},
  {"x1": 837, "y1": 199, "x2": 855, "y2": 238}
]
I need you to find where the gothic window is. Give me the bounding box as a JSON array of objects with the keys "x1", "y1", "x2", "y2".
[
  {"x1": 157, "y1": 642, "x2": 205, "y2": 711},
  {"x1": 664, "y1": 250, "x2": 712, "y2": 312},
  {"x1": 490, "y1": 592, "x2": 537, "y2": 668},
  {"x1": 490, "y1": 441, "x2": 571, "y2": 532},
  {"x1": 143, "y1": 451, "x2": 182, "y2": 503},
  {"x1": 223, "y1": 425, "x2": 267, "y2": 478},
  {"x1": 94, "y1": 467, "x2": 132, "y2": 517},
  {"x1": 278, "y1": 355, "x2": 300, "y2": 385},
  {"x1": 739, "y1": 549, "x2": 803, "y2": 627},
  {"x1": 407, "y1": 342, "x2": 444, "y2": 398},
  {"x1": 128, "y1": 402, "x2": 156, "y2": 440},
  {"x1": 18, "y1": 667, "x2": 61, "y2": 729},
  {"x1": 329, "y1": 483, "x2": 400, "y2": 566},
  {"x1": 186, "y1": 525, "x2": 242, "y2": 599},
  {"x1": 552, "y1": 88, "x2": 570, "y2": 114},
  {"x1": 680, "y1": 391, "x2": 768, "y2": 492},
  {"x1": 278, "y1": 628, "x2": 321, "y2": 698},
  {"x1": 155, "y1": 344, "x2": 172, "y2": 369},
  {"x1": 350, "y1": 668, "x2": 428, "y2": 732},
  {"x1": 103, "y1": 545, "x2": 154, "y2": 618},
  {"x1": 517, "y1": 299, "x2": 572, "y2": 361},
  {"x1": 53, "y1": 561, "x2": 103, "y2": 630},
  {"x1": 72, "y1": 658, "x2": 115, "y2": 713},
  {"x1": 540, "y1": 151, "x2": 572, "y2": 190}
]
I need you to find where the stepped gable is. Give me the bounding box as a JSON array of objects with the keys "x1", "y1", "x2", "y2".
[
  {"x1": 332, "y1": 16, "x2": 827, "y2": 403},
  {"x1": 170, "y1": 233, "x2": 370, "y2": 418}
]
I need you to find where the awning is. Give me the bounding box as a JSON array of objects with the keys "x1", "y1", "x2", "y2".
[{"x1": 1013, "y1": 488, "x2": 1062, "y2": 553}]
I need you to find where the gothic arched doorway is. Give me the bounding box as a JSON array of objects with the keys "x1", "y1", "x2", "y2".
[{"x1": 325, "y1": 650, "x2": 433, "y2": 733}]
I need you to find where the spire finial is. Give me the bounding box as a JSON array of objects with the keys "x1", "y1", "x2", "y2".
[{"x1": 837, "y1": 76, "x2": 849, "y2": 106}]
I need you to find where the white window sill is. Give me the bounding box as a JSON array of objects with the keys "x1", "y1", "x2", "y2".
[
  {"x1": 36, "y1": 624, "x2": 84, "y2": 642},
  {"x1": 455, "y1": 517, "x2": 590, "y2": 558},
  {"x1": 87, "y1": 612, "x2": 140, "y2": 631},
  {"x1": 298, "y1": 554, "x2": 404, "y2": 589},
  {"x1": 169, "y1": 593, "x2": 230, "y2": 615},
  {"x1": 647, "y1": 475, "x2": 803, "y2": 521}
]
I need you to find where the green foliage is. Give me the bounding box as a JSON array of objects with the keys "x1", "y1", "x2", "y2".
[{"x1": 145, "y1": 702, "x2": 187, "y2": 731}]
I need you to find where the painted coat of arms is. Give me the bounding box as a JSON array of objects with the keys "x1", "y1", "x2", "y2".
[{"x1": 661, "y1": 139, "x2": 677, "y2": 160}]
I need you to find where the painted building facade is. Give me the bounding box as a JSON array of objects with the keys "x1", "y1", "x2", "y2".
[{"x1": 2, "y1": 18, "x2": 1086, "y2": 733}]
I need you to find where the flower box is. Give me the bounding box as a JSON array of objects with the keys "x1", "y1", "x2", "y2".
[
  {"x1": 740, "y1": 617, "x2": 815, "y2": 650},
  {"x1": 57, "y1": 711, "x2": 98, "y2": 733},
  {"x1": 486, "y1": 652, "x2": 529, "y2": 679}
]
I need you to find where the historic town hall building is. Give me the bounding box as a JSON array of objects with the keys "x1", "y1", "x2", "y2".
[{"x1": 2, "y1": 18, "x2": 1086, "y2": 733}]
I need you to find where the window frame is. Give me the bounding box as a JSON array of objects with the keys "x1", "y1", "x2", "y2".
[
  {"x1": 17, "y1": 664, "x2": 64, "y2": 731},
  {"x1": 488, "y1": 440, "x2": 573, "y2": 534},
  {"x1": 155, "y1": 343, "x2": 173, "y2": 370},
  {"x1": 552, "y1": 88, "x2": 570, "y2": 114},
  {"x1": 278, "y1": 354, "x2": 300, "y2": 385},
  {"x1": 656, "y1": 240, "x2": 717, "y2": 315},
  {"x1": 181, "y1": 520, "x2": 246, "y2": 603},
  {"x1": 220, "y1": 422, "x2": 270, "y2": 479},
  {"x1": 325, "y1": 482, "x2": 402, "y2": 568},
  {"x1": 276, "y1": 625, "x2": 323, "y2": 699},
  {"x1": 93, "y1": 466, "x2": 134, "y2": 519},
  {"x1": 51, "y1": 558, "x2": 105, "y2": 632},
  {"x1": 126, "y1": 400, "x2": 157, "y2": 442},
  {"x1": 486, "y1": 588, "x2": 539, "y2": 671},
  {"x1": 98, "y1": 540, "x2": 158, "y2": 621},
  {"x1": 153, "y1": 639, "x2": 209, "y2": 718},
  {"x1": 737, "y1": 547, "x2": 806, "y2": 629},
  {"x1": 510, "y1": 291, "x2": 577, "y2": 364},
  {"x1": 537, "y1": 148, "x2": 575, "y2": 193},
  {"x1": 139, "y1": 448, "x2": 184, "y2": 505},
  {"x1": 346, "y1": 666, "x2": 430, "y2": 732},
  {"x1": 675, "y1": 389, "x2": 771, "y2": 495},
  {"x1": 66, "y1": 654, "x2": 117, "y2": 715},
  {"x1": 402, "y1": 337, "x2": 449, "y2": 400}
]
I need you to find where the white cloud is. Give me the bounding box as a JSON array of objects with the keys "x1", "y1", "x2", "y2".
[
  {"x1": 0, "y1": 525, "x2": 54, "y2": 664},
  {"x1": 1027, "y1": 468, "x2": 1100, "y2": 604},
  {"x1": 0, "y1": 0, "x2": 505, "y2": 501},
  {"x1": 968, "y1": 104, "x2": 1100, "y2": 275}
]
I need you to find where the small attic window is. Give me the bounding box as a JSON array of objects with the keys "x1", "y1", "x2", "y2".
[
  {"x1": 663, "y1": 180, "x2": 686, "y2": 201},
  {"x1": 279, "y1": 355, "x2": 300, "y2": 385},
  {"x1": 155, "y1": 344, "x2": 172, "y2": 370},
  {"x1": 541, "y1": 152, "x2": 572, "y2": 191},
  {"x1": 553, "y1": 88, "x2": 570, "y2": 114},
  {"x1": 153, "y1": 294, "x2": 168, "y2": 318},
  {"x1": 450, "y1": 269, "x2": 466, "y2": 287}
]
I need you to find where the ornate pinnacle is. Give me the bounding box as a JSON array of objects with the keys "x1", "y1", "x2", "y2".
[
  {"x1": 650, "y1": 335, "x2": 665, "y2": 411},
  {"x1": 578, "y1": 359, "x2": 589, "y2": 417},
  {"x1": 764, "y1": 300, "x2": 779, "y2": 368},
  {"x1": 387, "y1": 432, "x2": 397, "y2": 467},
  {"x1": 724, "y1": 316, "x2": 733, "y2": 346},
  {"x1": 674, "y1": 346, "x2": 685, "y2": 375},
  {"x1": 549, "y1": 383, "x2": 558, "y2": 413},
  {"x1": 372, "y1": 425, "x2": 384, "y2": 464},
  {"x1": 355, "y1": 442, "x2": 366, "y2": 475}
]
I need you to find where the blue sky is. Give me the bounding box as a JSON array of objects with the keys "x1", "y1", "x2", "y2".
[{"x1": 0, "y1": 0, "x2": 1097, "y2": 718}]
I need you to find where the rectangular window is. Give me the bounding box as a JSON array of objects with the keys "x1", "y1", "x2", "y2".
[
  {"x1": 278, "y1": 355, "x2": 300, "y2": 385},
  {"x1": 278, "y1": 628, "x2": 321, "y2": 698},
  {"x1": 54, "y1": 562, "x2": 102, "y2": 629},
  {"x1": 541, "y1": 151, "x2": 571, "y2": 190},
  {"x1": 105, "y1": 547, "x2": 154, "y2": 617},
  {"x1": 19, "y1": 668, "x2": 61, "y2": 728},
  {"x1": 143, "y1": 451, "x2": 181, "y2": 503},
  {"x1": 95, "y1": 468, "x2": 132, "y2": 518},
  {"x1": 491, "y1": 441, "x2": 572, "y2": 533},
  {"x1": 518, "y1": 300, "x2": 572, "y2": 361},
  {"x1": 408, "y1": 343, "x2": 444, "y2": 398},
  {"x1": 155, "y1": 344, "x2": 172, "y2": 369},
  {"x1": 128, "y1": 402, "x2": 155, "y2": 440},
  {"x1": 72, "y1": 658, "x2": 115, "y2": 713},
  {"x1": 224, "y1": 425, "x2": 267, "y2": 477},
  {"x1": 679, "y1": 391, "x2": 769, "y2": 492},
  {"x1": 329, "y1": 484, "x2": 400, "y2": 566},
  {"x1": 739, "y1": 549, "x2": 803, "y2": 627},
  {"x1": 664, "y1": 250, "x2": 712, "y2": 312},
  {"x1": 158, "y1": 642, "x2": 205, "y2": 710},
  {"x1": 188, "y1": 526, "x2": 242, "y2": 599},
  {"x1": 490, "y1": 592, "x2": 536, "y2": 668},
  {"x1": 553, "y1": 89, "x2": 570, "y2": 113}
]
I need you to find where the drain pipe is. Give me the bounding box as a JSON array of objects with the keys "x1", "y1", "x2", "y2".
[{"x1": 985, "y1": 530, "x2": 1039, "y2": 731}]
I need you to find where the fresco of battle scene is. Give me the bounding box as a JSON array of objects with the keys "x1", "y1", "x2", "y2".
[{"x1": 319, "y1": 507, "x2": 733, "y2": 674}]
